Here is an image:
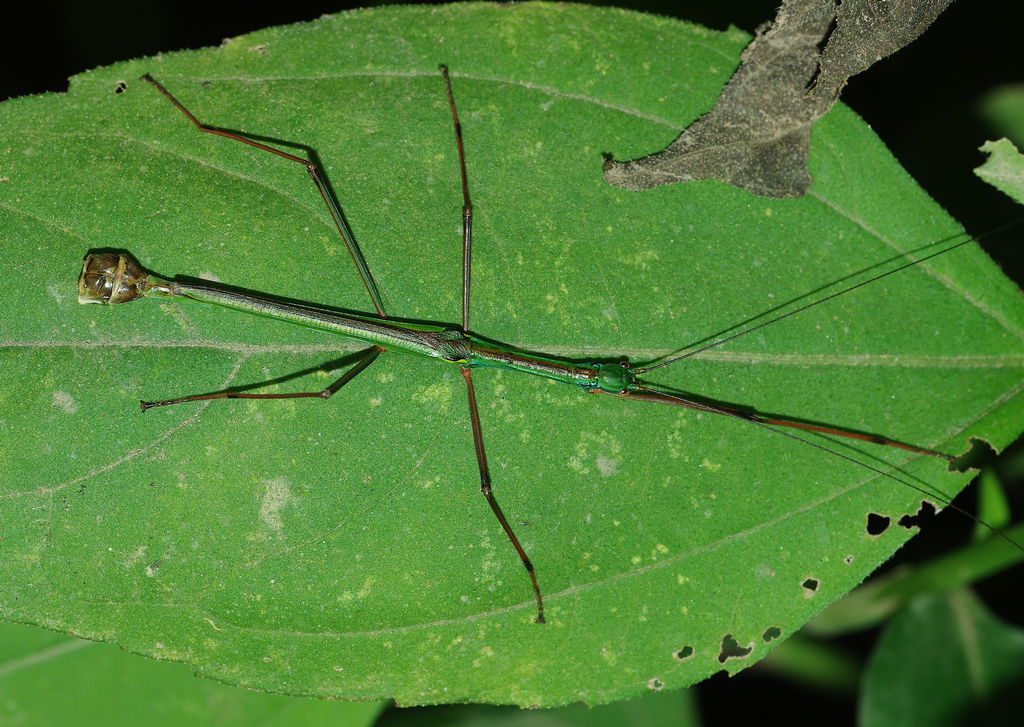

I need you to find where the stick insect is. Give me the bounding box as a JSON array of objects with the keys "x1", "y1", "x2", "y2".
[{"x1": 78, "y1": 67, "x2": 1020, "y2": 625}]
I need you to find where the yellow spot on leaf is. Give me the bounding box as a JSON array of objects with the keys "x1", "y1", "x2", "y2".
[
  {"x1": 700, "y1": 458, "x2": 721, "y2": 472},
  {"x1": 260, "y1": 478, "x2": 292, "y2": 536}
]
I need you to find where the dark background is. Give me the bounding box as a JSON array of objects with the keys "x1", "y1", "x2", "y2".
[{"x1": 3, "y1": 1, "x2": 1022, "y2": 724}]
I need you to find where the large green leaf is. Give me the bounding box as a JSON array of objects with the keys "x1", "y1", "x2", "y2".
[{"x1": 1, "y1": 1, "x2": 1023, "y2": 707}]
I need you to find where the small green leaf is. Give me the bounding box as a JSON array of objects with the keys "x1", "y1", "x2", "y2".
[
  {"x1": 411, "y1": 687, "x2": 699, "y2": 727},
  {"x1": 976, "y1": 138, "x2": 1024, "y2": 205},
  {"x1": 1, "y1": 2, "x2": 1023, "y2": 707},
  {"x1": 860, "y1": 591, "x2": 1024, "y2": 726},
  {"x1": 0, "y1": 621, "x2": 386, "y2": 725}
]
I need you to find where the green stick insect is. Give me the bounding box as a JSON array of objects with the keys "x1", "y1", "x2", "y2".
[{"x1": 78, "y1": 67, "x2": 1019, "y2": 624}]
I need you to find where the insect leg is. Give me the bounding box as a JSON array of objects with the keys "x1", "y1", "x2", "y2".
[
  {"x1": 460, "y1": 366, "x2": 545, "y2": 623},
  {"x1": 140, "y1": 74, "x2": 387, "y2": 317},
  {"x1": 439, "y1": 66, "x2": 474, "y2": 332},
  {"x1": 140, "y1": 346, "x2": 383, "y2": 411}
]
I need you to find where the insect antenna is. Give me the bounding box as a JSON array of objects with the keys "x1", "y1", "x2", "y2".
[
  {"x1": 636, "y1": 219, "x2": 1024, "y2": 376},
  {"x1": 627, "y1": 218, "x2": 1024, "y2": 556}
]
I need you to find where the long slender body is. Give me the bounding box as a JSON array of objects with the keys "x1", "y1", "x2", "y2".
[
  {"x1": 78, "y1": 253, "x2": 624, "y2": 393},
  {"x1": 78, "y1": 251, "x2": 952, "y2": 461}
]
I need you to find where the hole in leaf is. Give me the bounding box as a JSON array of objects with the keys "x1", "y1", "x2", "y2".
[
  {"x1": 113, "y1": 81, "x2": 127, "y2": 94},
  {"x1": 647, "y1": 677, "x2": 664, "y2": 691},
  {"x1": 866, "y1": 512, "x2": 890, "y2": 536},
  {"x1": 898, "y1": 500, "x2": 937, "y2": 530},
  {"x1": 717, "y1": 634, "x2": 753, "y2": 663},
  {"x1": 802, "y1": 578, "x2": 819, "y2": 597},
  {"x1": 673, "y1": 646, "x2": 694, "y2": 661},
  {"x1": 762, "y1": 627, "x2": 782, "y2": 642},
  {"x1": 950, "y1": 437, "x2": 997, "y2": 472},
  {"x1": 843, "y1": 555, "x2": 854, "y2": 564}
]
